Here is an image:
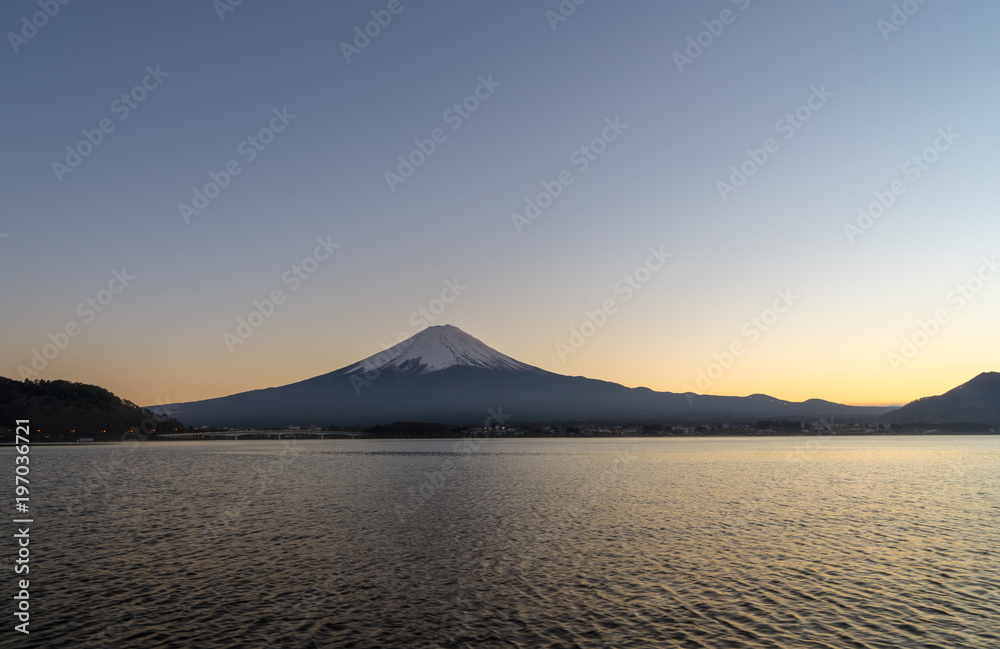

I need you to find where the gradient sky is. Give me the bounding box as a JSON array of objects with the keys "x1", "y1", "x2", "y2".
[{"x1": 3, "y1": 1, "x2": 999, "y2": 409}]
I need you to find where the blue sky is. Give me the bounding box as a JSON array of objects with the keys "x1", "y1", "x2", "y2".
[{"x1": 2, "y1": 0, "x2": 998, "y2": 406}]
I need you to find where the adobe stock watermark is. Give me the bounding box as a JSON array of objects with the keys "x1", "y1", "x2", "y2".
[
  {"x1": 728, "y1": 420, "x2": 835, "y2": 532},
  {"x1": 887, "y1": 255, "x2": 997, "y2": 371},
  {"x1": 266, "y1": 570, "x2": 345, "y2": 647},
  {"x1": 395, "y1": 406, "x2": 510, "y2": 523},
  {"x1": 51, "y1": 65, "x2": 169, "y2": 182},
  {"x1": 65, "y1": 400, "x2": 178, "y2": 517},
  {"x1": 843, "y1": 127, "x2": 959, "y2": 243},
  {"x1": 213, "y1": 0, "x2": 246, "y2": 22},
  {"x1": 340, "y1": 0, "x2": 415, "y2": 63},
  {"x1": 517, "y1": 451, "x2": 634, "y2": 572},
  {"x1": 683, "y1": 288, "x2": 799, "y2": 394},
  {"x1": 223, "y1": 236, "x2": 339, "y2": 353},
  {"x1": 16, "y1": 268, "x2": 136, "y2": 380},
  {"x1": 79, "y1": 604, "x2": 144, "y2": 649},
  {"x1": 349, "y1": 278, "x2": 467, "y2": 394},
  {"x1": 7, "y1": 0, "x2": 72, "y2": 54},
  {"x1": 178, "y1": 107, "x2": 295, "y2": 224},
  {"x1": 556, "y1": 246, "x2": 670, "y2": 362},
  {"x1": 201, "y1": 439, "x2": 304, "y2": 544},
  {"x1": 877, "y1": 0, "x2": 930, "y2": 42},
  {"x1": 716, "y1": 84, "x2": 833, "y2": 202},
  {"x1": 861, "y1": 450, "x2": 981, "y2": 553},
  {"x1": 672, "y1": 0, "x2": 752, "y2": 73},
  {"x1": 510, "y1": 116, "x2": 628, "y2": 233},
  {"x1": 384, "y1": 74, "x2": 501, "y2": 192},
  {"x1": 544, "y1": 0, "x2": 589, "y2": 32}
]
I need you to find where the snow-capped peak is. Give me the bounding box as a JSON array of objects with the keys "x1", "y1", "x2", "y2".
[{"x1": 349, "y1": 325, "x2": 539, "y2": 374}]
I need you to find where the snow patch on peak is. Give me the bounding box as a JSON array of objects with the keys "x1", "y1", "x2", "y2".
[{"x1": 349, "y1": 325, "x2": 539, "y2": 374}]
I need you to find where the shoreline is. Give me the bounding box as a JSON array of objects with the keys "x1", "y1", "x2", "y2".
[{"x1": 3, "y1": 430, "x2": 997, "y2": 446}]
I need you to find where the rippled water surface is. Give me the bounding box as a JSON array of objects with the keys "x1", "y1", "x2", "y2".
[{"x1": 6, "y1": 436, "x2": 999, "y2": 648}]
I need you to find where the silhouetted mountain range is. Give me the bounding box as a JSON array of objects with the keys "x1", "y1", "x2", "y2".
[
  {"x1": 5, "y1": 330, "x2": 995, "y2": 433},
  {"x1": 881, "y1": 372, "x2": 1000, "y2": 427},
  {"x1": 151, "y1": 325, "x2": 894, "y2": 427}
]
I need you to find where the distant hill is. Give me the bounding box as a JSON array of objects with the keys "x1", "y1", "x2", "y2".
[
  {"x1": 153, "y1": 325, "x2": 893, "y2": 427},
  {"x1": 0, "y1": 378, "x2": 186, "y2": 441},
  {"x1": 881, "y1": 372, "x2": 1000, "y2": 427}
]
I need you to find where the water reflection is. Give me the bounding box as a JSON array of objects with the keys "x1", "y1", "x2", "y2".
[{"x1": 7, "y1": 436, "x2": 998, "y2": 648}]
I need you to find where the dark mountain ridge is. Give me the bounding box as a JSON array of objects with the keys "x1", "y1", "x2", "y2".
[
  {"x1": 881, "y1": 372, "x2": 1000, "y2": 426},
  {"x1": 152, "y1": 325, "x2": 892, "y2": 427}
]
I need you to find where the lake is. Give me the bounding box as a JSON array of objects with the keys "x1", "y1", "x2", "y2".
[{"x1": 5, "y1": 435, "x2": 998, "y2": 648}]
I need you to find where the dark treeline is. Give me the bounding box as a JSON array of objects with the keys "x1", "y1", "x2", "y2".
[
  {"x1": 888, "y1": 422, "x2": 994, "y2": 433},
  {"x1": 0, "y1": 378, "x2": 188, "y2": 441},
  {"x1": 362, "y1": 421, "x2": 466, "y2": 437},
  {"x1": 338, "y1": 421, "x2": 687, "y2": 438},
  {"x1": 755, "y1": 419, "x2": 810, "y2": 431}
]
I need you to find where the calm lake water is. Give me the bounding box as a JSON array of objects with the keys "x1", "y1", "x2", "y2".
[{"x1": 5, "y1": 436, "x2": 999, "y2": 648}]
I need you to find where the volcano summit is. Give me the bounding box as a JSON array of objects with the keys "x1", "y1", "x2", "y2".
[{"x1": 154, "y1": 325, "x2": 891, "y2": 427}]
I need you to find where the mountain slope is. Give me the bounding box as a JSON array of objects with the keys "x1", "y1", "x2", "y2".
[
  {"x1": 881, "y1": 372, "x2": 1000, "y2": 425},
  {"x1": 0, "y1": 377, "x2": 186, "y2": 440},
  {"x1": 153, "y1": 325, "x2": 891, "y2": 427},
  {"x1": 349, "y1": 325, "x2": 541, "y2": 374}
]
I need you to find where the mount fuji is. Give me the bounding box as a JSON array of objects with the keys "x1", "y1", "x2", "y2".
[
  {"x1": 346, "y1": 324, "x2": 539, "y2": 376},
  {"x1": 154, "y1": 325, "x2": 892, "y2": 427}
]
